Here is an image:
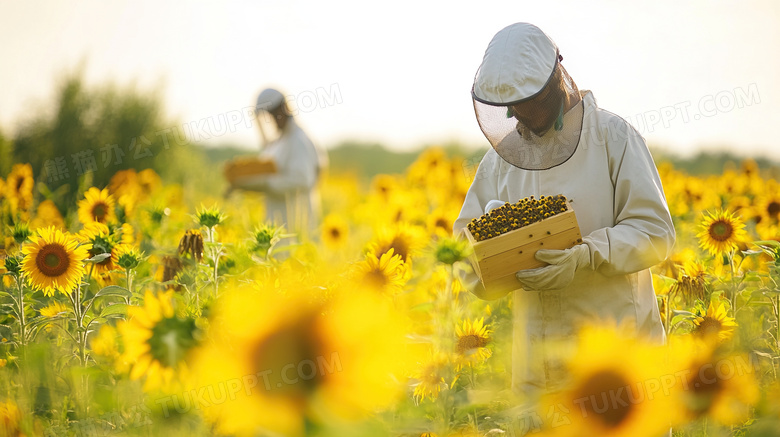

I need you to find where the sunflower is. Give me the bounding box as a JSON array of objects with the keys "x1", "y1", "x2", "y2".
[
  {"x1": 692, "y1": 300, "x2": 737, "y2": 344},
  {"x1": 355, "y1": 248, "x2": 407, "y2": 296},
  {"x1": 320, "y1": 214, "x2": 349, "y2": 249},
  {"x1": 118, "y1": 290, "x2": 198, "y2": 392},
  {"x1": 668, "y1": 338, "x2": 759, "y2": 426},
  {"x1": 697, "y1": 209, "x2": 747, "y2": 256},
  {"x1": 4, "y1": 163, "x2": 34, "y2": 216},
  {"x1": 0, "y1": 400, "x2": 22, "y2": 437},
  {"x1": 78, "y1": 222, "x2": 119, "y2": 275},
  {"x1": 410, "y1": 353, "x2": 450, "y2": 404},
  {"x1": 455, "y1": 318, "x2": 492, "y2": 370},
  {"x1": 367, "y1": 223, "x2": 428, "y2": 266},
  {"x1": 77, "y1": 187, "x2": 117, "y2": 225},
  {"x1": 541, "y1": 326, "x2": 674, "y2": 437},
  {"x1": 754, "y1": 183, "x2": 780, "y2": 225},
  {"x1": 39, "y1": 301, "x2": 69, "y2": 318},
  {"x1": 191, "y1": 284, "x2": 409, "y2": 437},
  {"x1": 433, "y1": 235, "x2": 471, "y2": 265},
  {"x1": 90, "y1": 325, "x2": 126, "y2": 371},
  {"x1": 109, "y1": 169, "x2": 142, "y2": 218},
  {"x1": 114, "y1": 222, "x2": 135, "y2": 245},
  {"x1": 30, "y1": 199, "x2": 65, "y2": 230},
  {"x1": 158, "y1": 255, "x2": 184, "y2": 285},
  {"x1": 670, "y1": 260, "x2": 708, "y2": 305},
  {"x1": 114, "y1": 244, "x2": 142, "y2": 271},
  {"x1": 371, "y1": 174, "x2": 400, "y2": 201},
  {"x1": 426, "y1": 207, "x2": 455, "y2": 237},
  {"x1": 177, "y1": 229, "x2": 204, "y2": 262},
  {"x1": 21, "y1": 226, "x2": 91, "y2": 296}
]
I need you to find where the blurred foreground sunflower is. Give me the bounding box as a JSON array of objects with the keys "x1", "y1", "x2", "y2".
[
  {"x1": 668, "y1": 338, "x2": 759, "y2": 426},
  {"x1": 21, "y1": 226, "x2": 91, "y2": 296},
  {"x1": 0, "y1": 399, "x2": 22, "y2": 437},
  {"x1": 191, "y1": 284, "x2": 409, "y2": 436},
  {"x1": 541, "y1": 326, "x2": 673, "y2": 437},
  {"x1": 697, "y1": 209, "x2": 747, "y2": 256},
  {"x1": 118, "y1": 290, "x2": 198, "y2": 392}
]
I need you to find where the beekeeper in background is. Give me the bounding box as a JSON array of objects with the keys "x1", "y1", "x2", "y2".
[
  {"x1": 229, "y1": 88, "x2": 328, "y2": 238},
  {"x1": 453, "y1": 22, "x2": 675, "y2": 401}
]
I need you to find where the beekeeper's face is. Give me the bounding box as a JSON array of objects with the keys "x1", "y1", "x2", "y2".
[
  {"x1": 509, "y1": 68, "x2": 566, "y2": 137},
  {"x1": 269, "y1": 104, "x2": 289, "y2": 131}
]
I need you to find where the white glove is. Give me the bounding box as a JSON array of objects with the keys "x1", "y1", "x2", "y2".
[
  {"x1": 485, "y1": 199, "x2": 505, "y2": 214},
  {"x1": 515, "y1": 244, "x2": 591, "y2": 291}
]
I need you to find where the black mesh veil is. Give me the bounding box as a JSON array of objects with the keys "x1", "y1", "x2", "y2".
[{"x1": 472, "y1": 63, "x2": 584, "y2": 170}]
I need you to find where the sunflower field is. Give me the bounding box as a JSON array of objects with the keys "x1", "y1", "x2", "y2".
[{"x1": 1, "y1": 149, "x2": 780, "y2": 437}]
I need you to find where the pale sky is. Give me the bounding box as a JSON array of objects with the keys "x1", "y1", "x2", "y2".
[{"x1": 1, "y1": 0, "x2": 779, "y2": 158}]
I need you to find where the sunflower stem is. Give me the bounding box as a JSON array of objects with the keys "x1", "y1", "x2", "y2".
[
  {"x1": 774, "y1": 294, "x2": 780, "y2": 354},
  {"x1": 125, "y1": 269, "x2": 133, "y2": 305},
  {"x1": 664, "y1": 294, "x2": 671, "y2": 339},
  {"x1": 728, "y1": 249, "x2": 740, "y2": 328},
  {"x1": 469, "y1": 365, "x2": 479, "y2": 431},
  {"x1": 15, "y1": 275, "x2": 26, "y2": 347}
]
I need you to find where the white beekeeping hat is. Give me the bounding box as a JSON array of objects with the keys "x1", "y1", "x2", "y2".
[{"x1": 472, "y1": 23, "x2": 583, "y2": 170}]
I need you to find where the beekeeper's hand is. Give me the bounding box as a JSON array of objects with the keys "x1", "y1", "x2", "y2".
[{"x1": 515, "y1": 244, "x2": 590, "y2": 291}]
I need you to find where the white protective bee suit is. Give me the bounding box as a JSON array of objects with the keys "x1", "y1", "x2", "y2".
[
  {"x1": 233, "y1": 89, "x2": 328, "y2": 237},
  {"x1": 454, "y1": 23, "x2": 675, "y2": 396}
]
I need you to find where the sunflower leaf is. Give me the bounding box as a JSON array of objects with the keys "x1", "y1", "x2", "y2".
[
  {"x1": 409, "y1": 302, "x2": 435, "y2": 312},
  {"x1": 85, "y1": 253, "x2": 112, "y2": 263},
  {"x1": 93, "y1": 285, "x2": 132, "y2": 299},
  {"x1": 99, "y1": 303, "x2": 128, "y2": 318},
  {"x1": 672, "y1": 310, "x2": 695, "y2": 317}
]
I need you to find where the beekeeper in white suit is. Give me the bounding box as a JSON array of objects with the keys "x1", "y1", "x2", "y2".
[
  {"x1": 231, "y1": 88, "x2": 328, "y2": 237},
  {"x1": 454, "y1": 23, "x2": 675, "y2": 401}
]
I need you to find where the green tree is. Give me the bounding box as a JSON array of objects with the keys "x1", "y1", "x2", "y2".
[{"x1": 12, "y1": 72, "x2": 176, "y2": 214}]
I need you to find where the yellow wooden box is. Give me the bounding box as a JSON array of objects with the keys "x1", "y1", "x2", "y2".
[
  {"x1": 223, "y1": 156, "x2": 277, "y2": 185},
  {"x1": 463, "y1": 207, "x2": 582, "y2": 293}
]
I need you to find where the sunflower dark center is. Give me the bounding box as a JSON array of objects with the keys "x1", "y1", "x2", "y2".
[
  {"x1": 695, "y1": 317, "x2": 723, "y2": 337},
  {"x1": 36, "y1": 244, "x2": 69, "y2": 277},
  {"x1": 92, "y1": 203, "x2": 108, "y2": 220},
  {"x1": 15, "y1": 177, "x2": 24, "y2": 191},
  {"x1": 709, "y1": 220, "x2": 733, "y2": 242},
  {"x1": 575, "y1": 370, "x2": 634, "y2": 429},
  {"x1": 251, "y1": 319, "x2": 330, "y2": 399},
  {"x1": 768, "y1": 201, "x2": 780, "y2": 218},
  {"x1": 687, "y1": 362, "x2": 722, "y2": 414},
  {"x1": 389, "y1": 237, "x2": 410, "y2": 261},
  {"x1": 421, "y1": 364, "x2": 443, "y2": 385},
  {"x1": 435, "y1": 218, "x2": 449, "y2": 230},
  {"x1": 364, "y1": 268, "x2": 389, "y2": 289},
  {"x1": 329, "y1": 228, "x2": 341, "y2": 239},
  {"x1": 457, "y1": 334, "x2": 488, "y2": 355}
]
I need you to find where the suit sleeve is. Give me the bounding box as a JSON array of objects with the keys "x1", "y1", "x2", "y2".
[
  {"x1": 452, "y1": 150, "x2": 511, "y2": 300},
  {"x1": 582, "y1": 121, "x2": 676, "y2": 276}
]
